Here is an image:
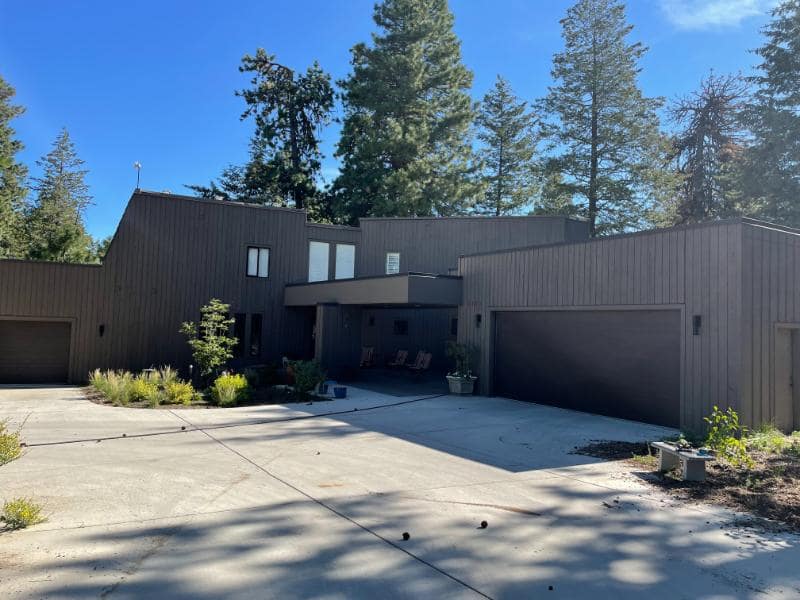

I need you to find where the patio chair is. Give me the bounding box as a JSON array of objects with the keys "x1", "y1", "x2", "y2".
[
  {"x1": 405, "y1": 350, "x2": 425, "y2": 370},
  {"x1": 408, "y1": 352, "x2": 432, "y2": 374},
  {"x1": 387, "y1": 349, "x2": 408, "y2": 367},
  {"x1": 359, "y1": 346, "x2": 375, "y2": 368}
]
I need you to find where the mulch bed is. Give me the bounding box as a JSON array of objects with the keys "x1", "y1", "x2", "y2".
[
  {"x1": 83, "y1": 386, "x2": 331, "y2": 409},
  {"x1": 574, "y1": 440, "x2": 800, "y2": 532}
]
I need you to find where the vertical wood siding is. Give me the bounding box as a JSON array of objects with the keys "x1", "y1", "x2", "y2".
[
  {"x1": 741, "y1": 224, "x2": 800, "y2": 427},
  {"x1": 458, "y1": 221, "x2": 746, "y2": 431},
  {"x1": 358, "y1": 216, "x2": 589, "y2": 277}
]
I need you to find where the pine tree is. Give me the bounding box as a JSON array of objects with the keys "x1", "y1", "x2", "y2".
[
  {"x1": 742, "y1": 0, "x2": 800, "y2": 226},
  {"x1": 189, "y1": 49, "x2": 333, "y2": 211},
  {"x1": 475, "y1": 76, "x2": 539, "y2": 215},
  {"x1": 666, "y1": 73, "x2": 749, "y2": 224},
  {"x1": 24, "y1": 128, "x2": 95, "y2": 262},
  {"x1": 540, "y1": 0, "x2": 667, "y2": 236},
  {"x1": 333, "y1": 0, "x2": 482, "y2": 225},
  {"x1": 0, "y1": 75, "x2": 27, "y2": 258}
]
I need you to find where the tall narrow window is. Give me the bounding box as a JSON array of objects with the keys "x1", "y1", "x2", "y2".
[
  {"x1": 386, "y1": 252, "x2": 400, "y2": 275},
  {"x1": 249, "y1": 314, "x2": 263, "y2": 357},
  {"x1": 247, "y1": 247, "x2": 270, "y2": 278},
  {"x1": 233, "y1": 313, "x2": 246, "y2": 357},
  {"x1": 308, "y1": 241, "x2": 330, "y2": 282},
  {"x1": 335, "y1": 243, "x2": 356, "y2": 280}
]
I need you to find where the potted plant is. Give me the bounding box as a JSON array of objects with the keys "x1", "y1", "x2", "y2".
[{"x1": 445, "y1": 341, "x2": 477, "y2": 395}]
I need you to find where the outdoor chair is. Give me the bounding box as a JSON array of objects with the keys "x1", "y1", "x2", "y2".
[
  {"x1": 406, "y1": 350, "x2": 425, "y2": 370},
  {"x1": 408, "y1": 352, "x2": 432, "y2": 374},
  {"x1": 387, "y1": 349, "x2": 408, "y2": 367},
  {"x1": 359, "y1": 346, "x2": 375, "y2": 368}
]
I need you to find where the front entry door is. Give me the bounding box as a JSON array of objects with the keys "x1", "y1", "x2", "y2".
[{"x1": 775, "y1": 326, "x2": 800, "y2": 432}]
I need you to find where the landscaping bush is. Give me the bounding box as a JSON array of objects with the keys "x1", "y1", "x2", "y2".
[
  {"x1": 164, "y1": 381, "x2": 197, "y2": 406},
  {"x1": 291, "y1": 360, "x2": 326, "y2": 395},
  {"x1": 180, "y1": 299, "x2": 238, "y2": 379},
  {"x1": 157, "y1": 365, "x2": 179, "y2": 387},
  {"x1": 704, "y1": 406, "x2": 753, "y2": 469},
  {"x1": 102, "y1": 370, "x2": 133, "y2": 406},
  {"x1": 445, "y1": 341, "x2": 476, "y2": 377},
  {"x1": 0, "y1": 420, "x2": 22, "y2": 466},
  {"x1": 129, "y1": 377, "x2": 161, "y2": 407},
  {"x1": 211, "y1": 373, "x2": 250, "y2": 406},
  {"x1": 2, "y1": 497, "x2": 44, "y2": 529}
]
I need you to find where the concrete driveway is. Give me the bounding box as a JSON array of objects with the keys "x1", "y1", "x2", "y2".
[{"x1": 1, "y1": 386, "x2": 798, "y2": 599}]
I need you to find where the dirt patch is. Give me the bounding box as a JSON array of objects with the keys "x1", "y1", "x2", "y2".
[{"x1": 575, "y1": 439, "x2": 800, "y2": 532}]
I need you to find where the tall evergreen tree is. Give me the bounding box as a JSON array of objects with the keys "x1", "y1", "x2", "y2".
[
  {"x1": 189, "y1": 49, "x2": 333, "y2": 211},
  {"x1": 0, "y1": 75, "x2": 27, "y2": 258},
  {"x1": 666, "y1": 73, "x2": 749, "y2": 224},
  {"x1": 742, "y1": 0, "x2": 800, "y2": 226},
  {"x1": 475, "y1": 76, "x2": 539, "y2": 215},
  {"x1": 24, "y1": 128, "x2": 95, "y2": 262},
  {"x1": 540, "y1": 0, "x2": 667, "y2": 236},
  {"x1": 333, "y1": 0, "x2": 482, "y2": 225}
]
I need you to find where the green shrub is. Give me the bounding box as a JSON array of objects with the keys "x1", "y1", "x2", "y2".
[
  {"x1": 291, "y1": 360, "x2": 326, "y2": 395},
  {"x1": 129, "y1": 377, "x2": 161, "y2": 406},
  {"x1": 211, "y1": 373, "x2": 250, "y2": 407},
  {"x1": 104, "y1": 370, "x2": 133, "y2": 406},
  {"x1": 445, "y1": 341, "x2": 477, "y2": 378},
  {"x1": 180, "y1": 299, "x2": 238, "y2": 379},
  {"x1": 157, "y1": 365, "x2": 179, "y2": 387},
  {"x1": 704, "y1": 406, "x2": 753, "y2": 469},
  {"x1": 0, "y1": 421, "x2": 22, "y2": 466},
  {"x1": 2, "y1": 497, "x2": 44, "y2": 529},
  {"x1": 748, "y1": 424, "x2": 790, "y2": 454},
  {"x1": 165, "y1": 381, "x2": 197, "y2": 406}
]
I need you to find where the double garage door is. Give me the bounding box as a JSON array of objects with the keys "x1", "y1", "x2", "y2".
[
  {"x1": 0, "y1": 320, "x2": 71, "y2": 384},
  {"x1": 493, "y1": 310, "x2": 681, "y2": 427}
]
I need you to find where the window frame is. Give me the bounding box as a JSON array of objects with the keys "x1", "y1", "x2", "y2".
[
  {"x1": 308, "y1": 240, "x2": 331, "y2": 282},
  {"x1": 334, "y1": 243, "x2": 356, "y2": 280},
  {"x1": 385, "y1": 251, "x2": 401, "y2": 275},
  {"x1": 246, "y1": 246, "x2": 271, "y2": 279}
]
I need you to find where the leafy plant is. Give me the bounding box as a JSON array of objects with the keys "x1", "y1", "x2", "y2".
[
  {"x1": 157, "y1": 365, "x2": 179, "y2": 387},
  {"x1": 211, "y1": 373, "x2": 250, "y2": 407},
  {"x1": 291, "y1": 360, "x2": 326, "y2": 395},
  {"x1": 103, "y1": 370, "x2": 133, "y2": 406},
  {"x1": 129, "y1": 377, "x2": 161, "y2": 407},
  {"x1": 0, "y1": 420, "x2": 22, "y2": 466},
  {"x1": 445, "y1": 342, "x2": 476, "y2": 378},
  {"x1": 2, "y1": 497, "x2": 44, "y2": 529},
  {"x1": 704, "y1": 406, "x2": 753, "y2": 469},
  {"x1": 180, "y1": 299, "x2": 238, "y2": 379},
  {"x1": 164, "y1": 381, "x2": 197, "y2": 406}
]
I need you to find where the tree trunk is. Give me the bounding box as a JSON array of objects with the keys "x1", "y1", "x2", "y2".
[
  {"x1": 289, "y1": 92, "x2": 303, "y2": 210},
  {"x1": 496, "y1": 139, "x2": 504, "y2": 216},
  {"x1": 588, "y1": 95, "x2": 599, "y2": 237}
]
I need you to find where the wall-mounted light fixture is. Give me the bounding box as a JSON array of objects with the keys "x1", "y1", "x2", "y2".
[
  {"x1": 475, "y1": 313, "x2": 482, "y2": 328},
  {"x1": 98, "y1": 324, "x2": 105, "y2": 337},
  {"x1": 692, "y1": 315, "x2": 702, "y2": 336}
]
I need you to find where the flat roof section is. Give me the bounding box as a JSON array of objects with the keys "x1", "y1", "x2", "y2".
[{"x1": 284, "y1": 273, "x2": 462, "y2": 307}]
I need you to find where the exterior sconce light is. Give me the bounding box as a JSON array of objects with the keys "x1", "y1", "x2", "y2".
[
  {"x1": 475, "y1": 313, "x2": 482, "y2": 328},
  {"x1": 692, "y1": 315, "x2": 702, "y2": 336}
]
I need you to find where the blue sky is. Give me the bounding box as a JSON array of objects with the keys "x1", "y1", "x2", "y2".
[{"x1": 0, "y1": 0, "x2": 777, "y2": 239}]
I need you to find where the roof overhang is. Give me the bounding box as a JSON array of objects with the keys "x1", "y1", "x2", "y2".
[{"x1": 284, "y1": 273, "x2": 462, "y2": 307}]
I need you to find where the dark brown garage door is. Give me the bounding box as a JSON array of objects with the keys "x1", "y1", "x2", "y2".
[
  {"x1": 493, "y1": 310, "x2": 681, "y2": 427},
  {"x1": 0, "y1": 320, "x2": 71, "y2": 383}
]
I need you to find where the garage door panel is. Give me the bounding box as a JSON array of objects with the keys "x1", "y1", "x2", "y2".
[
  {"x1": 0, "y1": 320, "x2": 71, "y2": 383},
  {"x1": 493, "y1": 310, "x2": 680, "y2": 427}
]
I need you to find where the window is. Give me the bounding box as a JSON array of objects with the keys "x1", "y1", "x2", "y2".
[
  {"x1": 233, "y1": 313, "x2": 246, "y2": 357},
  {"x1": 247, "y1": 247, "x2": 270, "y2": 278},
  {"x1": 335, "y1": 243, "x2": 356, "y2": 280},
  {"x1": 393, "y1": 319, "x2": 408, "y2": 335},
  {"x1": 386, "y1": 252, "x2": 400, "y2": 275},
  {"x1": 308, "y1": 241, "x2": 330, "y2": 282},
  {"x1": 249, "y1": 314, "x2": 263, "y2": 357}
]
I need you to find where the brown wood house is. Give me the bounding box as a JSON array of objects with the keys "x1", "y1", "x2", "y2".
[{"x1": 1, "y1": 190, "x2": 799, "y2": 432}]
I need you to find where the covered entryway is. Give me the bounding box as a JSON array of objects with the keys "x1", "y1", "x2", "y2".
[
  {"x1": 493, "y1": 309, "x2": 681, "y2": 427},
  {"x1": 0, "y1": 319, "x2": 71, "y2": 383}
]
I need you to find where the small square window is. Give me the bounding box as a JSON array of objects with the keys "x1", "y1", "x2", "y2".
[
  {"x1": 247, "y1": 247, "x2": 269, "y2": 278},
  {"x1": 393, "y1": 319, "x2": 408, "y2": 336},
  {"x1": 386, "y1": 252, "x2": 400, "y2": 275}
]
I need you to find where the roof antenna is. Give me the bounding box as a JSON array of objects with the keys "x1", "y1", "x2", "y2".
[{"x1": 133, "y1": 161, "x2": 142, "y2": 190}]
